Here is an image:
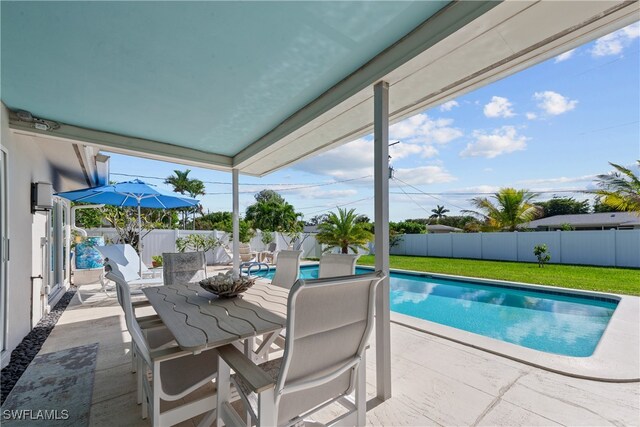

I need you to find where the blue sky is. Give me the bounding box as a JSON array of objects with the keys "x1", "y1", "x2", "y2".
[{"x1": 107, "y1": 22, "x2": 639, "y2": 222}]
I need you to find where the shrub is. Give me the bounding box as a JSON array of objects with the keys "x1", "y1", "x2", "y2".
[{"x1": 533, "y1": 244, "x2": 551, "y2": 267}]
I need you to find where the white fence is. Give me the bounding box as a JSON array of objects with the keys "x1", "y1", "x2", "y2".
[
  {"x1": 84, "y1": 228, "x2": 324, "y2": 266},
  {"x1": 388, "y1": 230, "x2": 640, "y2": 268}
]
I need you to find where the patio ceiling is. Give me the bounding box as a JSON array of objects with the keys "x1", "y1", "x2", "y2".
[{"x1": 2, "y1": 1, "x2": 638, "y2": 176}]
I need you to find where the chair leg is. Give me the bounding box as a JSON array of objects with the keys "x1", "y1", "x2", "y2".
[
  {"x1": 216, "y1": 357, "x2": 231, "y2": 427},
  {"x1": 152, "y1": 362, "x2": 161, "y2": 427},
  {"x1": 76, "y1": 285, "x2": 84, "y2": 304},
  {"x1": 257, "y1": 388, "x2": 277, "y2": 427},
  {"x1": 356, "y1": 354, "x2": 367, "y2": 427},
  {"x1": 131, "y1": 341, "x2": 137, "y2": 373},
  {"x1": 136, "y1": 355, "x2": 143, "y2": 405}
]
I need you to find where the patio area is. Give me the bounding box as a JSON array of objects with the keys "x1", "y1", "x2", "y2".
[{"x1": 29, "y1": 277, "x2": 640, "y2": 426}]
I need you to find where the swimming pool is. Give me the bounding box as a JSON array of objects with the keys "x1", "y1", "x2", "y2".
[{"x1": 256, "y1": 265, "x2": 617, "y2": 357}]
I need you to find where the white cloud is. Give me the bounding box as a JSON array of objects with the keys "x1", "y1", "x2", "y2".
[
  {"x1": 554, "y1": 48, "x2": 576, "y2": 63},
  {"x1": 518, "y1": 174, "x2": 598, "y2": 186},
  {"x1": 483, "y1": 96, "x2": 515, "y2": 118},
  {"x1": 591, "y1": 22, "x2": 640, "y2": 57},
  {"x1": 525, "y1": 112, "x2": 537, "y2": 120},
  {"x1": 293, "y1": 138, "x2": 373, "y2": 180},
  {"x1": 390, "y1": 143, "x2": 438, "y2": 160},
  {"x1": 389, "y1": 113, "x2": 463, "y2": 145},
  {"x1": 534, "y1": 91, "x2": 577, "y2": 115},
  {"x1": 393, "y1": 165, "x2": 456, "y2": 186},
  {"x1": 460, "y1": 126, "x2": 528, "y2": 158},
  {"x1": 439, "y1": 100, "x2": 459, "y2": 111}
]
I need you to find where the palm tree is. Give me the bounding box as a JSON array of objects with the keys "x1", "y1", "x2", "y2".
[
  {"x1": 316, "y1": 208, "x2": 373, "y2": 254},
  {"x1": 165, "y1": 170, "x2": 193, "y2": 229},
  {"x1": 464, "y1": 188, "x2": 541, "y2": 231},
  {"x1": 591, "y1": 161, "x2": 640, "y2": 213},
  {"x1": 429, "y1": 205, "x2": 449, "y2": 224},
  {"x1": 186, "y1": 179, "x2": 206, "y2": 229}
]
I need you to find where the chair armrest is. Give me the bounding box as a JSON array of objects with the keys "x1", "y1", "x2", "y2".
[
  {"x1": 217, "y1": 344, "x2": 275, "y2": 393},
  {"x1": 149, "y1": 346, "x2": 193, "y2": 362}
]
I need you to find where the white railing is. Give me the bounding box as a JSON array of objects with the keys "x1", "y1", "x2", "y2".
[{"x1": 386, "y1": 229, "x2": 640, "y2": 268}]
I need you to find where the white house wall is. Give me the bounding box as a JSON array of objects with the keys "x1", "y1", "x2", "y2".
[{"x1": 0, "y1": 104, "x2": 86, "y2": 366}]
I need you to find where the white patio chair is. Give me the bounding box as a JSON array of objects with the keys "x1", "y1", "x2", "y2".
[
  {"x1": 239, "y1": 243, "x2": 258, "y2": 263},
  {"x1": 318, "y1": 253, "x2": 360, "y2": 278},
  {"x1": 270, "y1": 250, "x2": 302, "y2": 289},
  {"x1": 162, "y1": 251, "x2": 207, "y2": 286},
  {"x1": 216, "y1": 271, "x2": 385, "y2": 427},
  {"x1": 106, "y1": 260, "x2": 219, "y2": 427},
  {"x1": 261, "y1": 242, "x2": 278, "y2": 264}
]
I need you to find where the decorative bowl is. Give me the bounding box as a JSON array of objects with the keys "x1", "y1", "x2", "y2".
[{"x1": 199, "y1": 272, "x2": 256, "y2": 298}]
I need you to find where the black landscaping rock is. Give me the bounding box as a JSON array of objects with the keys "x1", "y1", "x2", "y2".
[{"x1": 0, "y1": 289, "x2": 76, "y2": 405}]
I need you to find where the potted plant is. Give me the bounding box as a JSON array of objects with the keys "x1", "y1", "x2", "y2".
[{"x1": 151, "y1": 255, "x2": 163, "y2": 268}]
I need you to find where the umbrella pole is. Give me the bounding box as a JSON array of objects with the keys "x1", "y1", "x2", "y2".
[{"x1": 137, "y1": 201, "x2": 142, "y2": 276}]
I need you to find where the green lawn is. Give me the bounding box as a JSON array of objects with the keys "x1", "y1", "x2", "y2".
[{"x1": 357, "y1": 255, "x2": 640, "y2": 296}]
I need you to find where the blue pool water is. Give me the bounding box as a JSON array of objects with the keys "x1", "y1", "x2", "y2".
[{"x1": 256, "y1": 265, "x2": 617, "y2": 357}]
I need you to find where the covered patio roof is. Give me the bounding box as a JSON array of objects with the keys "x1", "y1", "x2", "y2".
[{"x1": 2, "y1": 1, "x2": 637, "y2": 176}]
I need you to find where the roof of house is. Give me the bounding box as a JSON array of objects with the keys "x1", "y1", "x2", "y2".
[
  {"x1": 425, "y1": 224, "x2": 462, "y2": 232},
  {"x1": 525, "y1": 212, "x2": 640, "y2": 228}
]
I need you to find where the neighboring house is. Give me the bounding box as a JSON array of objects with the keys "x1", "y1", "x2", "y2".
[
  {"x1": 425, "y1": 224, "x2": 462, "y2": 233},
  {"x1": 0, "y1": 104, "x2": 109, "y2": 367},
  {"x1": 523, "y1": 213, "x2": 640, "y2": 231}
]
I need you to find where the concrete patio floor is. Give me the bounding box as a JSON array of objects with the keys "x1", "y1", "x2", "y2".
[{"x1": 33, "y1": 281, "x2": 640, "y2": 426}]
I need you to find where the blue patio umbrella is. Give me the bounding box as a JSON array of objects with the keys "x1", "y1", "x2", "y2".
[{"x1": 56, "y1": 179, "x2": 200, "y2": 274}]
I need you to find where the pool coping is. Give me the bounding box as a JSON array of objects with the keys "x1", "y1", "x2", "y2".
[{"x1": 354, "y1": 265, "x2": 640, "y2": 383}]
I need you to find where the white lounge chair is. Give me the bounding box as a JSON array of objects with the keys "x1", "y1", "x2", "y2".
[
  {"x1": 162, "y1": 251, "x2": 207, "y2": 286},
  {"x1": 106, "y1": 260, "x2": 219, "y2": 427},
  {"x1": 318, "y1": 253, "x2": 360, "y2": 278},
  {"x1": 94, "y1": 244, "x2": 163, "y2": 298},
  {"x1": 215, "y1": 271, "x2": 385, "y2": 427},
  {"x1": 270, "y1": 250, "x2": 302, "y2": 289}
]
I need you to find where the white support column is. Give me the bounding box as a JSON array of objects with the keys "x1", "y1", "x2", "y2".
[
  {"x1": 232, "y1": 169, "x2": 240, "y2": 278},
  {"x1": 374, "y1": 80, "x2": 391, "y2": 400}
]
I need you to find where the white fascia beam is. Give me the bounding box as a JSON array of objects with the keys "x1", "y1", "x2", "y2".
[{"x1": 8, "y1": 115, "x2": 234, "y2": 172}]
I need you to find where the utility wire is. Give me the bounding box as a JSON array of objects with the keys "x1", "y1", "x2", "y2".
[
  {"x1": 390, "y1": 179, "x2": 434, "y2": 216},
  {"x1": 111, "y1": 172, "x2": 371, "y2": 188},
  {"x1": 298, "y1": 196, "x2": 375, "y2": 216},
  {"x1": 392, "y1": 177, "x2": 469, "y2": 211}
]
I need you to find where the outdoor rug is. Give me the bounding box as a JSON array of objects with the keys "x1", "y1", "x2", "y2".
[{"x1": 1, "y1": 343, "x2": 98, "y2": 426}]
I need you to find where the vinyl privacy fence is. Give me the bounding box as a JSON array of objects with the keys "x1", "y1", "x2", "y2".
[
  {"x1": 389, "y1": 230, "x2": 640, "y2": 268},
  {"x1": 84, "y1": 228, "x2": 324, "y2": 266}
]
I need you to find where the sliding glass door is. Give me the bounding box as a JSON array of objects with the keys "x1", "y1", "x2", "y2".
[{"x1": 0, "y1": 148, "x2": 8, "y2": 353}]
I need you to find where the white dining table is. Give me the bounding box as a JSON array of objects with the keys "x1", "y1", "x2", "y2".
[{"x1": 142, "y1": 280, "x2": 288, "y2": 354}]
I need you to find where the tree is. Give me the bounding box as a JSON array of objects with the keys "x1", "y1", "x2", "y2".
[
  {"x1": 429, "y1": 205, "x2": 450, "y2": 223},
  {"x1": 592, "y1": 198, "x2": 625, "y2": 213},
  {"x1": 390, "y1": 221, "x2": 426, "y2": 234},
  {"x1": 536, "y1": 197, "x2": 589, "y2": 217},
  {"x1": 316, "y1": 208, "x2": 373, "y2": 254},
  {"x1": 464, "y1": 188, "x2": 542, "y2": 231},
  {"x1": 245, "y1": 190, "x2": 301, "y2": 233},
  {"x1": 305, "y1": 214, "x2": 328, "y2": 226},
  {"x1": 195, "y1": 211, "x2": 233, "y2": 230},
  {"x1": 164, "y1": 169, "x2": 193, "y2": 229},
  {"x1": 591, "y1": 161, "x2": 640, "y2": 213},
  {"x1": 185, "y1": 178, "x2": 206, "y2": 229}
]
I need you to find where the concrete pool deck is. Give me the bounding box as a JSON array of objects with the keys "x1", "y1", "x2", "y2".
[
  {"x1": 381, "y1": 269, "x2": 640, "y2": 383},
  {"x1": 20, "y1": 281, "x2": 639, "y2": 426}
]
